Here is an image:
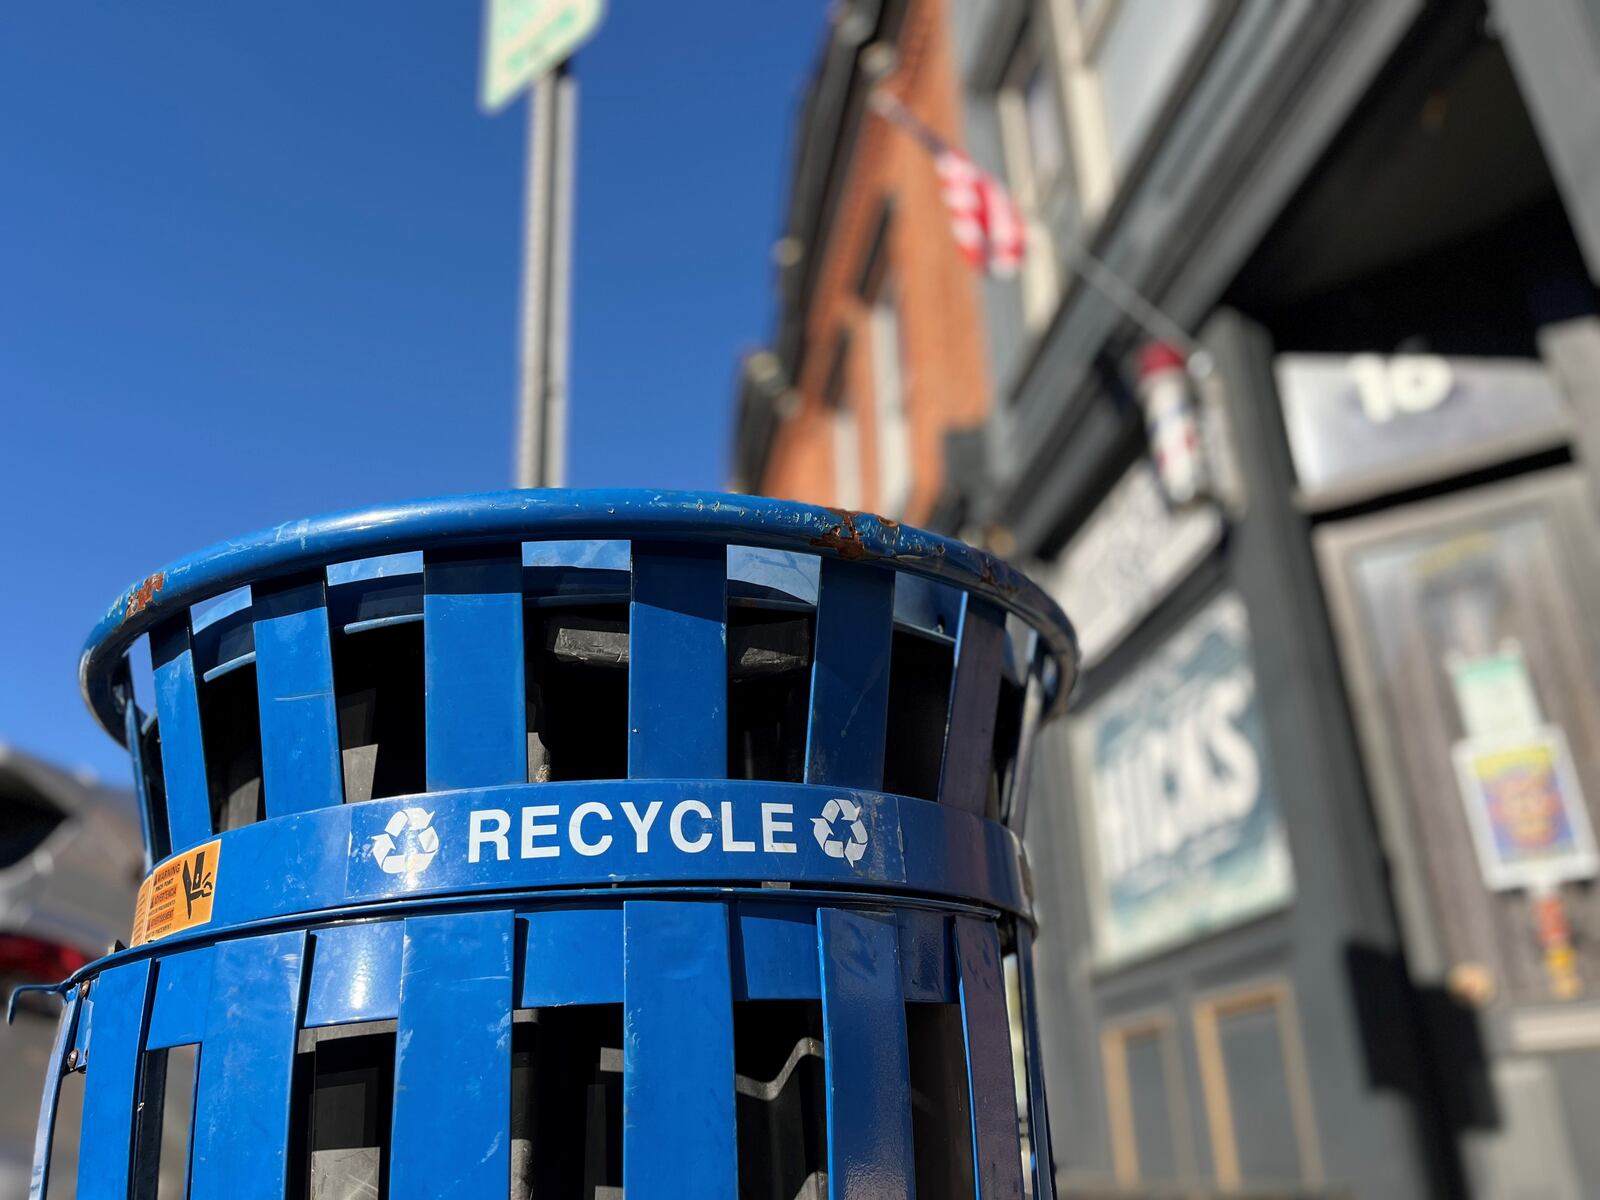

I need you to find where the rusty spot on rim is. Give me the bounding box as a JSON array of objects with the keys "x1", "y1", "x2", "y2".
[
  {"x1": 809, "y1": 508, "x2": 875, "y2": 562},
  {"x1": 977, "y1": 556, "x2": 1020, "y2": 596},
  {"x1": 124, "y1": 571, "x2": 165, "y2": 622}
]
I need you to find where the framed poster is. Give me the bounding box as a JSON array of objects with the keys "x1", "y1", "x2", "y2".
[
  {"x1": 1453, "y1": 725, "x2": 1598, "y2": 892},
  {"x1": 1316, "y1": 468, "x2": 1600, "y2": 1013},
  {"x1": 1072, "y1": 591, "x2": 1294, "y2": 967}
]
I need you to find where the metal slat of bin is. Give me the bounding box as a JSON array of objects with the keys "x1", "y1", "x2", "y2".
[
  {"x1": 389, "y1": 910, "x2": 515, "y2": 1200},
  {"x1": 955, "y1": 917, "x2": 1024, "y2": 1200},
  {"x1": 736, "y1": 903, "x2": 822, "y2": 1001},
  {"x1": 818, "y1": 908, "x2": 913, "y2": 1200},
  {"x1": 1014, "y1": 924, "x2": 1056, "y2": 1200},
  {"x1": 806, "y1": 559, "x2": 894, "y2": 789},
  {"x1": 145, "y1": 946, "x2": 213, "y2": 1050},
  {"x1": 252, "y1": 573, "x2": 343, "y2": 814},
  {"x1": 28, "y1": 987, "x2": 83, "y2": 1200},
  {"x1": 521, "y1": 905, "x2": 623, "y2": 1007},
  {"x1": 303, "y1": 922, "x2": 402, "y2": 1027},
  {"x1": 629, "y1": 542, "x2": 728, "y2": 778},
  {"x1": 940, "y1": 598, "x2": 1008, "y2": 815},
  {"x1": 151, "y1": 615, "x2": 213, "y2": 852},
  {"x1": 189, "y1": 932, "x2": 307, "y2": 1200},
  {"x1": 112, "y1": 656, "x2": 157, "y2": 870},
  {"x1": 623, "y1": 899, "x2": 736, "y2": 1200},
  {"x1": 423, "y1": 547, "x2": 527, "y2": 789},
  {"x1": 74, "y1": 960, "x2": 154, "y2": 1198}
]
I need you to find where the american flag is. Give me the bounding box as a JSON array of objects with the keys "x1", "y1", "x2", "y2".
[
  {"x1": 872, "y1": 92, "x2": 1026, "y2": 278},
  {"x1": 934, "y1": 148, "x2": 1025, "y2": 277}
]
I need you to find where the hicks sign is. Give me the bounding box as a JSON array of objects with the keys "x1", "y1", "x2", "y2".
[{"x1": 1072, "y1": 592, "x2": 1295, "y2": 965}]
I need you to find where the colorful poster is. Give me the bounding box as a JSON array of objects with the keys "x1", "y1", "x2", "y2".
[
  {"x1": 1452, "y1": 726, "x2": 1598, "y2": 891},
  {"x1": 1073, "y1": 593, "x2": 1294, "y2": 966}
]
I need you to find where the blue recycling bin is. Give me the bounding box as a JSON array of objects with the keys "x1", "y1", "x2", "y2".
[{"x1": 29, "y1": 490, "x2": 1076, "y2": 1200}]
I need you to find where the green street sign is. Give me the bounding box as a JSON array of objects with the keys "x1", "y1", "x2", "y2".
[{"x1": 480, "y1": 0, "x2": 604, "y2": 113}]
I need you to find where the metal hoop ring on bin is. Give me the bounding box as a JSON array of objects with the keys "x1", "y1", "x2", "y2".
[{"x1": 81, "y1": 489, "x2": 1078, "y2": 739}]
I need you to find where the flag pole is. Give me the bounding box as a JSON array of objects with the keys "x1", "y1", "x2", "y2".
[{"x1": 869, "y1": 88, "x2": 1209, "y2": 372}]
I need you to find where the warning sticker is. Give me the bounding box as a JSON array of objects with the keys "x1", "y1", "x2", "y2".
[{"x1": 131, "y1": 839, "x2": 221, "y2": 947}]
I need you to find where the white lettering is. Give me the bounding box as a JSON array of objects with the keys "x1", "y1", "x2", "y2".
[
  {"x1": 521, "y1": 804, "x2": 560, "y2": 859},
  {"x1": 469, "y1": 809, "x2": 511, "y2": 863},
  {"x1": 670, "y1": 799, "x2": 713, "y2": 853},
  {"x1": 1093, "y1": 670, "x2": 1263, "y2": 882},
  {"x1": 569, "y1": 801, "x2": 613, "y2": 857},
  {"x1": 1351, "y1": 352, "x2": 1453, "y2": 423},
  {"x1": 621, "y1": 800, "x2": 662, "y2": 853},
  {"x1": 721, "y1": 801, "x2": 755, "y2": 852},
  {"x1": 1206, "y1": 675, "x2": 1259, "y2": 820},
  {"x1": 761, "y1": 802, "x2": 797, "y2": 853}
]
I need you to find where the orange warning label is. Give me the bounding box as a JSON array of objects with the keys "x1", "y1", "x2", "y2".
[{"x1": 131, "y1": 839, "x2": 221, "y2": 947}]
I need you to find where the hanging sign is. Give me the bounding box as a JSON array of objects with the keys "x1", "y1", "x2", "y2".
[{"x1": 1051, "y1": 460, "x2": 1222, "y2": 670}]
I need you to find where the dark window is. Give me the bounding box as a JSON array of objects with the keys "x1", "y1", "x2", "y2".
[
  {"x1": 884, "y1": 631, "x2": 956, "y2": 802},
  {"x1": 334, "y1": 621, "x2": 427, "y2": 802},
  {"x1": 132, "y1": 1043, "x2": 198, "y2": 1198},
  {"x1": 907, "y1": 1002, "x2": 976, "y2": 1200},
  {"x1": 735, "y1": 1000, "x2": 826, "y2": 1200},
  {"x1": 512, "y1": 1005, "x2": 624, "y2": 1198},
  {"x1": 0, "y1": 765, "x2": 64, "y2": 868}
]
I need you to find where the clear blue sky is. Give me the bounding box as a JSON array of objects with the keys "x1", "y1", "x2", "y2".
[{"x1": 1, "y1": 3, "x2": 825, "y2": 780}]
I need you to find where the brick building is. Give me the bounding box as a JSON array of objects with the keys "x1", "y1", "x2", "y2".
[{"x1": 730, "y1": 0, "x2": 990, "y2": 531}]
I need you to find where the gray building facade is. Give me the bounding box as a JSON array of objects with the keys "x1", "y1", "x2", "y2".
[{"x1": 947, "y1": 0, "x2": 1600, "y2": 1196}]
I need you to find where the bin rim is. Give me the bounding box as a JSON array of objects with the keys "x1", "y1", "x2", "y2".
[{"x1": 81, "y1": 488, "x2": 1078, "y2": 742}]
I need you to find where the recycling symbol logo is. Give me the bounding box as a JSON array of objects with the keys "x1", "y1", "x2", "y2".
[
  {"x1": 811, "y1": 797, "x2": 870, "y2": 866},
  {"x1": 370, "y1": 807, "x2": 439, "y2": 876}
]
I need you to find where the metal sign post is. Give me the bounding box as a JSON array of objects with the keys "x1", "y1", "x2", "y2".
[
  {"x1": 481, "y1": 0, "x2": 603, "y2": 488},
  {"x1": 515, "y1": 64, "x2": 577, "y2": 488}
]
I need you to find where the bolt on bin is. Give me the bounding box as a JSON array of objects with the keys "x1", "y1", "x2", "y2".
[{"x1": 26, "y1": 490, "x2": 1078, "y2": 1200}]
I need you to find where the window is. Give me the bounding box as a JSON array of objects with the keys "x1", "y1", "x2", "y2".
[
  {"x1": 1090, "y1": 0, "x2": 1217, "y2": 173},
  {"x1": 1191, "y1": 981, "x2": 1324, "y2": 1191},
  {"x1": 833, "y1": 410, "x2": 863, "y2": 513},
  {"x1": 823, "y1": 331, "x2": 862, "y2": 512},
  {"x1": 869, "y1": 279, "x2": 913, "y2": 518},
  {"x1": 1021, "y1": 58, "x2": 1067, "y2": 195},
  {"x1": 1100, "y1": 1012, "x2": 1196, "y2": 1188},
  {"x1": 997, "y1": 21, "x2": 1073, "y2": 329},
  {"x1": 993, "y1": 1, "x2": 1223, "y2": 333}
]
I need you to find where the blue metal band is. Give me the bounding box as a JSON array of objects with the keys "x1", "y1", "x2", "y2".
[{"x1": 120, "y1": 781, "x2": 1030, "y2": 940}]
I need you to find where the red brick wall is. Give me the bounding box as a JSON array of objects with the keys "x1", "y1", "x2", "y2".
[{"x1": 760, "y1": 0, "x2": 990, "y2": 527}]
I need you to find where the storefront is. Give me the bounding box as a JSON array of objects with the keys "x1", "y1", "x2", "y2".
[{"x1": 965, "y1": 0, "x2": 1600, "y2": 1195}]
